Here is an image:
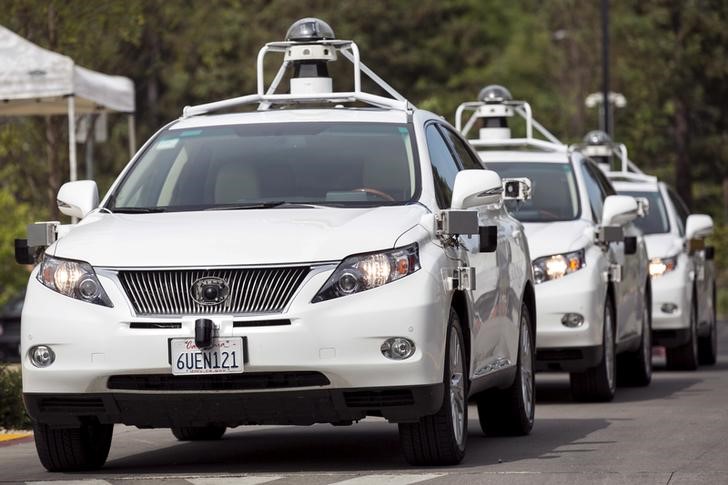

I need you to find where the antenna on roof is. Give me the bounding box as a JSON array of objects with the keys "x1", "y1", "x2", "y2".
[
  {"x1": 455, "y1": 85, "x2": 565, "y2": 152},
  {"x1": 182, "y1": 18, "x2": 414, "y2": 117}
]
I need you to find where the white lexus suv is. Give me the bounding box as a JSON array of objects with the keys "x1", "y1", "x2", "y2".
[
  {"x1": 457, "y1": 87, "x2": 652, "y2": 402},
  {"x1": 17, "y1": 20, "x2": 536, "y2": 471},
  {"x1": 608, "y1": 169, "x2": 716, "y2": 369}
]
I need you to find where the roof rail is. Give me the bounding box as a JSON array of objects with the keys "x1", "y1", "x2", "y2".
[
  {"x1": 455, "y1": 98, "x2": 567, "y2": 153},
  {"x1": 605, "y1": 171, "x2": 658, "y2": 184},
  {"x1": 182, "y1": 38, "x2": 414, "y2": 118}
]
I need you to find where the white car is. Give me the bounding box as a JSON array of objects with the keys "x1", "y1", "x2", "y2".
[
  {"x1": 18, "y1": 20, "x2": 536, "y2": 471},
  {"x1": 609, "y1": 173, "x2": 716, "y2": 369},
  {"x1": 457, "y1": 86, "x2": 653, "y2": 402}
]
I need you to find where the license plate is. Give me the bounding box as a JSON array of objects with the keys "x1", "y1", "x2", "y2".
[{"x1": 171, "y1": 337, "x2": 244, "y2": 375}]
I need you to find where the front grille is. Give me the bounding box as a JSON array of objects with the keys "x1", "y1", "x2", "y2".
[
  {"x1": 343, "y1": 390, "x2": 415, "y2": 407},
  {"x1": 38, "y1": 397, "x2": 106, "y2": 413},
  {"x1": 118, "y1": 267, "x2": 310, "y2": 316},
  {"x1": 107, "y1": 372, "x2": 330, "y2": 391}
]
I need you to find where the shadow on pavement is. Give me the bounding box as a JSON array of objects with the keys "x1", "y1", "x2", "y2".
[{"x1": 102, "y1": 416, "x2": 609, "y2": 474}]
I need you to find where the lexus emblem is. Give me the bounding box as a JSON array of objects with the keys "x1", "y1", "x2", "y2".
[{"x1": 191, "y1": 277, "x2": 230, "y2": 306}]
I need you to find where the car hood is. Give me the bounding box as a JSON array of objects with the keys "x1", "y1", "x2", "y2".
[
  {"x1": 522, "y1": 219, "x2": 594, "y2": 259},
  {"x1": 644, "y1": 233, "x2": 682, "y2": 259},
  {"x1": 52, "y1": 205, "x2": 428, "y2": 267}
]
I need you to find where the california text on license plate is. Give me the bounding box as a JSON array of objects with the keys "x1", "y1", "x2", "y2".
[{"x1": 171, "y1": 337, "x2": 244, "y2": 375}]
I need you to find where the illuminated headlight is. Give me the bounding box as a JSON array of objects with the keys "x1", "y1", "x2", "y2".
[
  {"x1": 533, "y1": 249, "x2": 585, "y2": 284},
  {"x1": 649, "y1": 256, "x2": 677, "y2": 278},
  {"x1": 313, "y1": 244, "x2": 420, "y2": 302},
  {"x1": 37, "y1": 255, "x2": 112, "y2": 307}
]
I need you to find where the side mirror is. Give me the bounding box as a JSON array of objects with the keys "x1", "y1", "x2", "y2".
[
  {"x1": 503, "y1": 177, "x2": 532, "y2": 201},
  {"x1": 451, "y1": 170, "x2": 503, "y2": 210},
  {"x1": 686, "y1": 214, "x2": 713, "y2": 240},
  {"x1": 57, "y1": 180, "x2": 99, "y2": 219},
  {"x1": 602, "y1": 195, "x2": 639, "y2": 227}
]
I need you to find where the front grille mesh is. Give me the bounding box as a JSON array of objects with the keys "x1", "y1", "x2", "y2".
[{"x1": 118, "y1": 267, "x2": 309, "y2": 316}]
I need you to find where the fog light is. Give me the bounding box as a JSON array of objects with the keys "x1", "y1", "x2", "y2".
[
  {"x1": 381, "y1": 337, "x2": 415, "y2": 360},
  {"x1": 661, "y1": 303, "x2": 678, "y2": 314},
  {"x1": 30, "y1": 345, "x2": 55, "y2": 368},
  {"x1": 561, "y1": 313, "x2": 584, "y2": 328}
]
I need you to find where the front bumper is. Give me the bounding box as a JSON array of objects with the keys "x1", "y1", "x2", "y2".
[
  {"x1": 651, "y1": 268, "x2": 691, "y2": 333},
  {"x1": 21, "y1": 264, "x2": 449, "y2": 424}
]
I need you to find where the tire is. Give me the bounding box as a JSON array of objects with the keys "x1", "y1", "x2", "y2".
[
  {"x1": 33, "y1": 421, "x2": 113, "y2": 472},
  {"x1": 476, "y1": 301, "x2": 535, "y2": 436},
  {"x1": 570, "y1": 296, "x2": 616, "y2": 402},
  {"x1": 666, "y1": 299, "x2": 699, "y2": 371},
  {"x1": 399, "y1": 308, "x2": 467, "y2": 466},
  {"x1": 171, "y1": 425, "x2": 226, "y2": 441},
  {"x1": 617, "y1": 289, "x2": 652, "y2": 387},
  {"x1": 698, "y1": 286, "x2": 718, "y2": 366}
]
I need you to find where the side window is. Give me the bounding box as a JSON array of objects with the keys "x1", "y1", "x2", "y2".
[
  {"x1": 580, "y1": 161, "x2": 608, "y2": 222},
  {"x1": 667, "y1": 188, "x2": 689, "y2": 236},
  {"x1": 592, "y1": 164, "x2": 616, "y2": 197},
  {"x1": 426, "y1": 124, "x2": 461, "y2": 208},
  {"x1": 440, "y1": 127, "x2": 484, "y2": 171}
]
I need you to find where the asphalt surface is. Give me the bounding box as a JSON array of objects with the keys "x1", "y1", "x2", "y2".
[{"x1": 2, "y1": 324, "x2": 728, "y2": 485}]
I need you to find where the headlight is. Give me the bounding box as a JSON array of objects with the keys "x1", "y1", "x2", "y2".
[
  {"x1": 37, "y1": 255, "x2": 112, "y2": 307},
  {"x1": 313, "y1": 244, "x2": 420, "y2": 302},
  {"x1": 649, "y1": 255, "x2": 678, "y2": 278},
  {"x1": 533, "y1": 249, "x2": 585, "y2": 284}
]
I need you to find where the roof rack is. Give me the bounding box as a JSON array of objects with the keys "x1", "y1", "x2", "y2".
[
  {"x1": 455, "y1": 95, "x2": 567, "y2": 153},
  {"x1": 182, "y1": 22, "x2": 414, "y2": 118}
]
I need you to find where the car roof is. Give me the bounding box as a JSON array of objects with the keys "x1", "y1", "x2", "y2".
[
  {"x1": 170, "y1": 108, "x2": 409, "y2": 130},
  {"x1": 611, "y1": 180, "x2": 660, "y2": 193},
  {"x1": 477, "y1": 150, "x2": 570, "y2": 164}
]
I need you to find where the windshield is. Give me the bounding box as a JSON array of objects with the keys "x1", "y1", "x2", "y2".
[
  {"x1": 108, "y1": 122, "x2": 418, "y2": 212},
  {"x1": 487, "y1": 162, "x2": 580, "y2": 222},
  {"x1": 618, "y1": 190, "x2": 670, "y2": 234}
]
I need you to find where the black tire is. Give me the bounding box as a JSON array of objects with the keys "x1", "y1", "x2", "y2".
[
  {"x1": 171, "y1": 425, "x2": 226, "y2": 441},
  {"x1": 570, "y1": 296, "x2": 616, "y2": 402},
  {"x1": 399, "y1": 308, "x2": 467, "y2": 466},
  {"x1": 617, "y1": 289, "x2": 652, "y2": 387},
  {"x1": 477, "y1": 301, "x2": 535, "y2": 436},
  {"x1": 666, "y1": 299, "x2": 699, "y2": 371},
  {"x1": 33, "y1": 421, "x2": 113, "y2": 472},
  {"x1": 698, "y1": 286, "x2": 718, "y2": 366}
]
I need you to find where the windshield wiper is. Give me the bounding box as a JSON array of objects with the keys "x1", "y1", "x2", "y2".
[
  {"x1": 109, "y1": 207, "x2": 167, "y2": 214},
  {"x1": 206, "y1": 201, "x2": 316, "y2": 211}
]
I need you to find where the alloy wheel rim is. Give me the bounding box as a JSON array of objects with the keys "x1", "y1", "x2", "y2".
[
  {"x1": 520, "y1": 316, "x2": 534, "y2": 422},
  {"x1": 449, "y1": 327, "x2": 466, "y2": 448}
]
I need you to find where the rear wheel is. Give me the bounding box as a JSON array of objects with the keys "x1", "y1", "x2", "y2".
[
  {"x1": 33, "y1": 421, "x2": 113, "y2": 472},
  {"x1": 617, "y1": 290, "x2": 652, "y2": 387},
  {"x1": 666, "y1": 300, "x2": 699, "y2": 371},
  {"x1": 477, "y1": 301, "x2": 535, "y2": 436},
  {"x1": 698, "y1": 286, "x2": 718, "y2": 366},
  {"x1": 171, "y1": 425, "x2": 226, "y2": 441},
  {"x1": 399, "y1": 309, "x2": 467, "y2": 466},
  {"x1": 570, "y1": 296, "x2": 616, "y2": 402}
]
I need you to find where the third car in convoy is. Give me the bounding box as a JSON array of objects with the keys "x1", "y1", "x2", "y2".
[{"x1": 457, "y1": 86, "x2": 653, "y2": 401}]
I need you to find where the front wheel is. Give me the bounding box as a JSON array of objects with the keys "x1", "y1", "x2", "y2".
[
  {"x1": 570, "y1": 296, "x2": 616, "y2": 402},
  {"x1": 617, "y1": 290, "x2": 652, "y2": 387},
  {"x1": 33, "y1": 421, "x2": 113, "y2": 472},
  {"x1": 399, "y1": 308, "x2": 467, "y2": 466},
  {"x1": 171, "y1": 425, "x2": 226, "y2": 441},
  {"x1": 476, "y1": 301, "x2": 535, "y2": 436},
  {"x1": 698, "y1": 287, "x2": 718, "y2": 365},
  {"x1": 666, "y1": 300, "x2": 699, "y2": 371}
]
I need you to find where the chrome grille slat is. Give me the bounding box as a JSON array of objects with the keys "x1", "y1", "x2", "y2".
[{"x1": 118, "y1": 267, "x2": 310, "y2": 316}]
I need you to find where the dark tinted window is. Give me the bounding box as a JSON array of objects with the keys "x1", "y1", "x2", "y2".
[
  {"x1": 619, "y1": 190, "x2": 670, "y2": 234},
  {"x1": 488, "y1": 162, "x2": 580, "y2": 222},
  {"x1": 426, "y1": 124, "x2": 460, "y2": 208},
  {"x1": 580, "y1": 161, "x2": 608, "y2": 222},
  {"x1": 441, "y1": 127, "x2": 483, "y2": 170},
  {"x1": 109, "y1": 122, "x2": 418, "y2": 211}
]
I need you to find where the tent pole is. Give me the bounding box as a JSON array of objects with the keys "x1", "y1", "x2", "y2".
[
  {"x1": 128, "y1": 114, "x2": 136, "y2": 158},
  {"x1": 67, "y1": 95, "x2": 77, "y2": 182}
]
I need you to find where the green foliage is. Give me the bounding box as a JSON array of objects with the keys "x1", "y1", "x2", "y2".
[{"x1": 0, "y1": 366, "x2": 30, "y2": 430}]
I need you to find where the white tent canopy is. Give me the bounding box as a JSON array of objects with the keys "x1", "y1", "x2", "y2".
[{"x1": 0, "y1": 25, "x2": 136, "y2": 181}]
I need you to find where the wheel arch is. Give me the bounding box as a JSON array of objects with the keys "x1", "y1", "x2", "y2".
[{"x1": 522, "y1": 280, "x2": 536, "y2": 344}]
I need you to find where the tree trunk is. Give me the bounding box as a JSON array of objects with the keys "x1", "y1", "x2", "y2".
[
  {"x1": 45, "y1": 117, "x2": 61, "y2": 219},
  {"x1": 673, "y1": 97, "x2": 692, "y2": 209}
]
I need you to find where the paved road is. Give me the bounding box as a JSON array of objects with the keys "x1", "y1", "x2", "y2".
[{"x1": 3, "y1": 324, "x2": 728, "y2": 485}]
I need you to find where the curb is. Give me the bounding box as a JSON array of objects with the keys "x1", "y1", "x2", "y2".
[{"x1": 0, "y1": 432, "x2": 33, "y2": 447}]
